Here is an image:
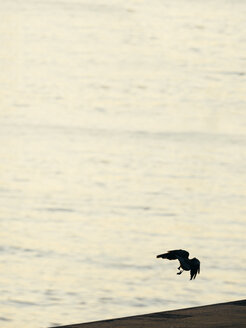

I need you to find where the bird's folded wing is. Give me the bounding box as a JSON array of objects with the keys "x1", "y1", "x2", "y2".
[{"x1": 190, "y1": 259, "x2": 200, "y2": 280}]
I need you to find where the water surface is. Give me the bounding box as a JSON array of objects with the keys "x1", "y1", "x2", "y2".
[{"x1": 0, "y1": 0, "x2": 246, "y2": 327}]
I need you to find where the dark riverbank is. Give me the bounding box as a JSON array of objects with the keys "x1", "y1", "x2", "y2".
[{"x1": 53, "y1": 299, "x2": 246, "y2": 328}]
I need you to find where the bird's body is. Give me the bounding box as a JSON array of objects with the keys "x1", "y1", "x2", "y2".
[{"x1": 156, "y1": 249, "x2": 200, "y2": 280}]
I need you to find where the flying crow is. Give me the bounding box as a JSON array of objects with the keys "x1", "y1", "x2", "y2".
[{"x1": 156, "y1": 249, "x2": 200, "y2": 280}]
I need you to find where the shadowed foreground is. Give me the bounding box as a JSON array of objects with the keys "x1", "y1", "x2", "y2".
[{"x1": 52, "y1": 299, "x2": 246, "y2": 328}]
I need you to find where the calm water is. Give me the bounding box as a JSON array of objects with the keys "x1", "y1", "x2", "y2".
[{"x1": 1, "y1": 0, "x2": 246, "y2": 327}]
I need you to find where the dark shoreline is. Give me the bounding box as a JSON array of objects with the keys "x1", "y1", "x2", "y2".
[{"x1": 52, "y1": 299, "x2": 246, "y2": 328}]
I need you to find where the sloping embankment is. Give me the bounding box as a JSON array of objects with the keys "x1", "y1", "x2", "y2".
[{"x1": 53, "y1": 299, "x2": 246, "y2": 328}]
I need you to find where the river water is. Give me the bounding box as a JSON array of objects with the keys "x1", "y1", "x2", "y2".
[{"x1": 1, "y1": 0, "x2": 246, "y2": 327}]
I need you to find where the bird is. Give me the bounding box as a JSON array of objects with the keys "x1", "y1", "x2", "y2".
[{"x1": 156, "y1": 249, "x2": 200, "y2": 280}]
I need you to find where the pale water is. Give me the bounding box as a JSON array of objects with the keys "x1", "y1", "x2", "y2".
[{"x1": 1, "y1": 0, "x2": 246, "y2": 327}]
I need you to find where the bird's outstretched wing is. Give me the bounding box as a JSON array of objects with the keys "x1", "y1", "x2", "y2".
[
  {"x1": 156, "y1": 249, "x2": 189, "y2": 260},
  {"x1": 190, "y1": 258, "x2": 200, "y2": 280}
]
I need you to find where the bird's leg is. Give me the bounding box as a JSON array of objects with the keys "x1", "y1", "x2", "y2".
[{"x1": 177, "y1": 266, "x2": 183, "y2": 275}]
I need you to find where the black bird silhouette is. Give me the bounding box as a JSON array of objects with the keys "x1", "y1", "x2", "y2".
[{"x1": 156, "y1": 249, "x2": 200, "y2": 280}]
